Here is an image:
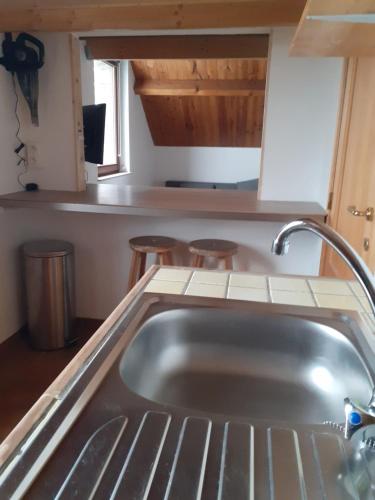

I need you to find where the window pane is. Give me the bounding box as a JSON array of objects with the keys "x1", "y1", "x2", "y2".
[{"x1": 94, "y1": 61, "x2": 117, "y2": 166}]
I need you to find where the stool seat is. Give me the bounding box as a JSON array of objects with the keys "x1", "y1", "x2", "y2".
[
  {"x1": 128, "y1": 235, "x2": 177, "y2": 291},
  {"x1": 129, "y1": 236, "x2": 177, "y2": 253},
  {"x1": 188, "y1": 238, "x2": 238, "y2": 270},
  {"x1": 189, "y1": 239, "x2": 238, "y2": 258}
]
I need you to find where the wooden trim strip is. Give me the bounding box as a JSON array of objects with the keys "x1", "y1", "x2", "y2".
[
  {"x1": 69, "y1": 34, "x2": 86, "y2": 192},
  {"x1": 83, "y1": 35, "x2": 269, "y2": 60},
  {"x1": 319, "y1": 59, "x2": 358, "y2": 276},
  {"x1": 134, "y1": 79, "x2": 266, "y2": 97}
]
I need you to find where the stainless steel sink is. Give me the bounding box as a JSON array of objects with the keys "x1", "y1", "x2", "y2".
[
  {"x1": 2, "y1": 294, "x2": 375, "y2": 499},
  {"x1": 120, "y1": 307, "x2": 373, "y2": 423}
]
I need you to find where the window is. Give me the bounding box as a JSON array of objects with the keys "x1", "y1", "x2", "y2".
[{"x1": 94, "y1": 60, "x2": 120, "y2": 176}]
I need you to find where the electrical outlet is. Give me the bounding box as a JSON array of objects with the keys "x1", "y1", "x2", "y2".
[{"x1": 25, "y1": 144, "x2": 39, "y2": 169}]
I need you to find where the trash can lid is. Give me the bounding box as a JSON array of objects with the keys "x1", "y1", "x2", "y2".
[{"x1": 23, "y1": 240, "x2": 74, "y2": 258}]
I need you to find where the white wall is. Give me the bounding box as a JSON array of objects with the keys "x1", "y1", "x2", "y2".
[
  {"x1": 153, "y1": 147, "x2": 261, "y2": 186},
  {"x1": 80, "y1": 44, "x2": 95, "y2": 106},
  {"x1": 0, "y1": 33, "x2": 79, "y2": 343},
  {"x1": 0, "y1": 34, "x2": 29, "y2": 343},
  {"x1": 122, "y1": 62, "x2": 155, "y2": 185},
  {"x1": 259, "y1": 28, "x2": 343, "y2": 206},
  {"x1": 16, "y1": 33, "x2": 78, "y2": 191},
  {"x1": 256, "y1": 28, "x2": 343, "y2": 270},
  {"x1": 7, "y1": 209, "x2": 320, "y2": 320},
  {"x1": 79, "y1": 42, "x2": 98, "y2": 183}
]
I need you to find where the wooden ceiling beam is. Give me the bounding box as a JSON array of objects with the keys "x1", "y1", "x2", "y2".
[
  {"x1": 134, "y1": 79, "x2": 266, "y2": 97},
  {"x1": 84, "y1": 35, "x2": 269, "y2": 60},
  {"x1": 290, "y1": 0, "x2": 375, "y2": 57},
  {"x1": 0, "y1": 0, "x2": 306, "y2": 32}
]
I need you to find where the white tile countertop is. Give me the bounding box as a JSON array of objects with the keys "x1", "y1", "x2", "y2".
[{"x1": 145, "y1": 267, "x2": 375, "y2": 334}]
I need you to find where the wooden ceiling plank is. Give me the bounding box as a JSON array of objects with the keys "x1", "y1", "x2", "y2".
[
  {"x1": 134, "y1": 79, "x2": 266, "y2": 97},
  {"x1": 131, "y1": 58, "x2": 266, "y2": 147},
  {"x1": 290, "y1": 0, "x2": 375, "y2": 57},
  {"x1": 84, "y1": 35, "x2": 269, "y2": 60},
  {"x1": 0, "y1": 1, "x2": 305, "y2": 32}
]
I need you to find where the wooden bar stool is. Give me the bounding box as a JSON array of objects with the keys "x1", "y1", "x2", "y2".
[
  {"x1": 128, "y1": 236, "x2": 177, "y2": 291},
  {"x1": 188, "y1": 239, "x2": 238, "y2": 270}
]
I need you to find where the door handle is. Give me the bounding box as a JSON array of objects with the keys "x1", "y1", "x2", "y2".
[{"x1": 347, "y1": 206, "x2": 374, "y2": 221}]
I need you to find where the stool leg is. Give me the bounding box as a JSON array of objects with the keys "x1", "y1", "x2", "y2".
[
  {"x1": 139, "y1": 252, "x2": 146, "y2": 278},
  {"x1": 224, "y1": 256, "x2": 233, "y2": 270},
  {"x1": 164, "y1": 251, "x2": 173, "y2": 266},
  {"x1": 194, "y1": 255, "x2": 204, "y2": 268},
  {"x1": 159, "y1": 252, "x2": 168, "y2": 266},
  {"x1": 128, "y1": 250, "x2": 140, "y2": 291},
  {"x1": 192, "y1": 254, "x2": 203, "y2": 267}
]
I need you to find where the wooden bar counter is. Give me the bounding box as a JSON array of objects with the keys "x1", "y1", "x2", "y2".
[{"x1": 0, "y1": 184, "x2": 326, "y2": 222}]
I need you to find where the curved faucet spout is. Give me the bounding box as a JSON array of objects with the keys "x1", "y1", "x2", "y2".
[{"x1": 271, "y1": 218, "x2": 375, "y2": 316}]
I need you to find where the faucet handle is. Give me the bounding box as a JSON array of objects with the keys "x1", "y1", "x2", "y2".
[{"x1": 343, "y1": 397, "x2": 375, "y2": 440}]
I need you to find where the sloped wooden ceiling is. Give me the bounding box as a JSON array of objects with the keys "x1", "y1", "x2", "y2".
[{"x1": 131, "y1": 59, "x2": 267, "y2": 147}]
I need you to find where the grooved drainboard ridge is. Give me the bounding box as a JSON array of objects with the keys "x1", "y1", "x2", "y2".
[{"x1": 54, "y1": 411, "x2": 362, "y2": 500}]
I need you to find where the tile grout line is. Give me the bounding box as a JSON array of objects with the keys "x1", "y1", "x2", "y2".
[
  {"x1": 225, "y1": 272, "x2": 231, "y2": 299},
  {"x1": 266, "y1": 276, "x2": 272, "y2": 303},
  {"x1": 347, "y1": 280, "x2": 364, "y2": 298},
  {"x1": 306, "y1": 280, "x2": 319, "y2": 308},
  {"x1": 347, "y1": 281, "x2": 369, "y2": 312},
  {"x1": 182, "y1": 272, "x2": 194, "y2": 295},
  {"x1": 353, "y1": 295, "x2": 368, "y2": 314}
]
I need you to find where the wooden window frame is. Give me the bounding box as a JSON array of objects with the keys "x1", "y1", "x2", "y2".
[{"x1": 97, "y1": 60, "x2": 121, "y2": 178}]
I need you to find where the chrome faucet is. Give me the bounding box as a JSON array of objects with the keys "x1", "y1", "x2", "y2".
[
  {"x1": 272, "y1": 218, "x2": 375, "y2": 443},
  {"x1": 271, "y1": 218, "x2": 375, "y2": 316}
]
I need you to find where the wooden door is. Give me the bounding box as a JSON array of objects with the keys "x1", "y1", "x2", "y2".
[{"x1": 322, "y1": 58, "x2": 375, "y2": 279}]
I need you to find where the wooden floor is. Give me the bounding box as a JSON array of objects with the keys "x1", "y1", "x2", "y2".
[{"x1": 0, "y1": 318, "x2": 102, "y2": 442}]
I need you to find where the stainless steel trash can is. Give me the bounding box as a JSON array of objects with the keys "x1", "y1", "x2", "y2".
[{"x1": 23, "y1": 240, "x2": 76, "y2": 350}]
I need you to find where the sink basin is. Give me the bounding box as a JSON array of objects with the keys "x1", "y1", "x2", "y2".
[
  {"x1": 4, "y1": 296, "x2": 375, "y2": 498},
  {"x1": 120, "y1": 307, "x2": 373, "y2": 423}
]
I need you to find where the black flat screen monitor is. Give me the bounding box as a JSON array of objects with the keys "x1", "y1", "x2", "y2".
[{"x1": 82, "y1": 103, "x2": 106, "y2": 164}]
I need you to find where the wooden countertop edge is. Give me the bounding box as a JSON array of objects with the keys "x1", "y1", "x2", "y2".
[
  {"x1": 0, "y1": 265, "x2": 159, "y2": 469},
  {"x1": 0, "y1": 186, "x2": 327, "y2": 222},
  {"x1": 0, "y1": 394, "x2": 55, "y2": 467},
  {"x1": 0, "y1": 199, "x2": 326, "y2": 222}
]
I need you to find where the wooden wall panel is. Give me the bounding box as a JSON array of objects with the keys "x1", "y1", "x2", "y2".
[
  {"x1": 131, "y1": 58, "x2": 267, "y2": 147},
  {"x1": 290, "y1": 0, "x2": 375, "y2": 57}
]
